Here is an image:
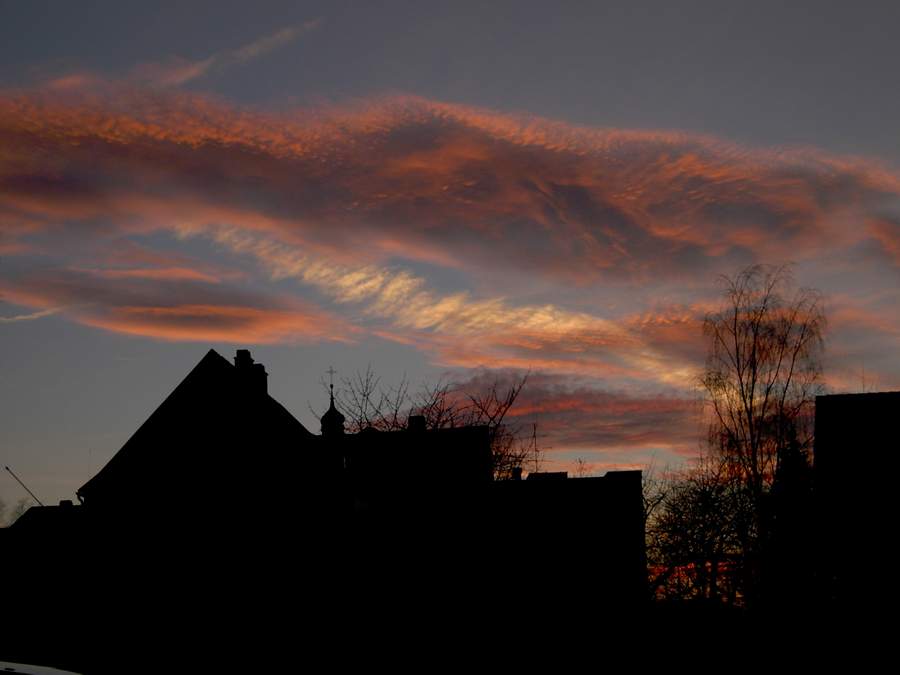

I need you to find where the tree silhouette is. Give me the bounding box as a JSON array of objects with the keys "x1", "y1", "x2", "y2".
[
  {"x1": 702, "y1": 264, "x2": 825, "y2": 500},
  {"x1": 700, "y1": 263, "x2": 825, "y2": 606},
  {"x1": 319, "y1": 368, "x2": 538, "y2": 479},
  {"x1": 647, "y1": 457, "x2": 753, "y2": 604},
  {"x1": 573, "y1": 457, "x2": 590, "y2": 478}
]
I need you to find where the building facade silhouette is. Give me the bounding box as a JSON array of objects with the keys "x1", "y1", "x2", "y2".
[
  {"x1": 3, "y1": 348, "x2": 647, "y2": 671},
  {"x1": 814, "y1": 390, "x2": 900, "y2": 611}
]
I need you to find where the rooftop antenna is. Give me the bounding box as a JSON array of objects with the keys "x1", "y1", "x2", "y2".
[{"x1": 4, "y1": 465, "x2": 44, "y2": 507}]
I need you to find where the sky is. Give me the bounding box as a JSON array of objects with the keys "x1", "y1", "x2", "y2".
[{"x1": 2, "y1": 0, "x2": 899, "y2": 506}]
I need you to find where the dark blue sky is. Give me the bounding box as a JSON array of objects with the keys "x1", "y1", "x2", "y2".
[{"x1": 3, "y1": 1, "x2": 899, "y2": 155}]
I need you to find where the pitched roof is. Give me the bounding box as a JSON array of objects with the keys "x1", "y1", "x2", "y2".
[{"x1": 76, "y1": 349, "x2": 313, "y2": 506}]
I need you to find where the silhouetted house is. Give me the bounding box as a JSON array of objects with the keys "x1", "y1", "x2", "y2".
[
  {"x1": 8, "y1": 350, "x2": 646, "y2": 576},
  {"x1": 8, "y1": 350, "x2": 646, "y2": 563},
  {"x1": 76, "y1": 349, "x2": 320, "y2": 524},
  {"x1": 5, "y1": 349, "x2": 648, "y2": 670},
  {"x1": 64, "y1": 350, "x2": 494, "y2": 526},
  {"x1": 814, "y1": 391, "x2": 900, "y2": 610}
]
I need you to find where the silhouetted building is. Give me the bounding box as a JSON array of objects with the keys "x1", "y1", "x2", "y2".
[
  {"x1": 490, "y1": 469, "x2": 646, "y2": 605},
  {"x1": 4, "y1": 349, "x2": 647, "y2": 671},
  {"x1": 76, "y1": 349, "x2": 318, "y2": 520},
  {"x1": 320, "y1": 382, "x2": 345, "y2": 438},
  {"x1": 814, "y1": 391, "x2": 900, "y2": 611}
]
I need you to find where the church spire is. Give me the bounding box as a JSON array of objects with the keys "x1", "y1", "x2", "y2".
[{"x1": 321, "y1": 367, "x2": 345, "y2": 437}]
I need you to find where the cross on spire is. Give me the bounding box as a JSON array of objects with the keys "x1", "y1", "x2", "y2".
[{"x1": 326, "y1": 366, "x2": 337, "y2": 396}]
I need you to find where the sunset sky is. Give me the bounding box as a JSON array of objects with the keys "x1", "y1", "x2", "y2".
[{"x1": 2, "y1": 1, "x2": 899, "y2": 506}]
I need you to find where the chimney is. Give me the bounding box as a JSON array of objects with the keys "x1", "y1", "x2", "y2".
[
  {"x1": 407, "y1": 415, "x2": 426, "y2": 432},
  {"x1": 234, "y1": 349, "x2": 268, "y2": 395}
]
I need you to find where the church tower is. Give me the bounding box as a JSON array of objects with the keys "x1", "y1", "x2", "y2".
[{"x1": 320, "y1": 381, "x2": 345, "y2": 438}]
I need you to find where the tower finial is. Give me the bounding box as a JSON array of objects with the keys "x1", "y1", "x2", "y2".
[{"x1": 326, "y1": 366, "x2": 337, "y2": 401}]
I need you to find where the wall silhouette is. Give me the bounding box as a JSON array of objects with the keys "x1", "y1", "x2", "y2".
[{"x1": 814, "y1": 390, "x2": 900, "y2": 613}]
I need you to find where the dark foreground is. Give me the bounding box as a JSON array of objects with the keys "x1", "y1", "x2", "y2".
[{"x1": 3, "y1": 534, "x2": 879, "y2": 674}]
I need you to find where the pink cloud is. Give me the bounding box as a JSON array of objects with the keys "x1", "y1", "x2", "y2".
[
  {"x1": 81, "y1": 303, "x2": 347, "y2": 344},
  {"x1": 0, "y1": 267, "x2": 355, "y2": 344},
  {"x1": 445, "y1": 369, "x2": 704, "y2": 460},
  {"x1": 1, "y1": 82, "x2": 898, "y2": 420},
  {"x1": 2, "y1": 86, "x2": 899, "y2": 284},
  {"x1": 73, "y1": 267, "x2": 223, "y2": 284},
  {"x1": 870, "y1": 218, "x2": 900, "y2": 266}
]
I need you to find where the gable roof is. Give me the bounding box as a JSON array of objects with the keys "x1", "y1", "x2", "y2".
[{"x1": 76, "y1": 349, "x2": 313, "y2": 506}]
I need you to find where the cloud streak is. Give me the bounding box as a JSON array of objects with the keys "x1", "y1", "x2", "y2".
[
  {"x1": 2, "y1": 87, "x2": 898, "y2": 285},
  {"x1": 1, "y1": 83, "x2": 898, "y2": 453},
  {"x1": 0, "y1": 306, "x2": 61, "y2": 323},
  {"x1": 206, "y1": 225, "x2": 703, "y2": 386},
  {"x1": 0, "y1": 266, "x2": 354, "y2": 344},
  {"x1": 445, "y1": 370, "x2": 704, "y2": 469},
  {"x1": 131, "y1": 20, "x2": 323, "y2": 87}
]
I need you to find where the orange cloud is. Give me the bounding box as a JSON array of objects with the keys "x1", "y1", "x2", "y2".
[
  {"x1": 870, "y1": 218, "x2": 900, "y2": 266},
  {"x1": 2, "y1": 83, "x2": 899, "y2": 396},
  {"x1": 73, "y1": 267, "x2": 223, "y2": 284},
  {"x1": 3, "y1": 86, "x2": 899, "y2": 284},
  {"x1": 446, "y1": 370, "x2": 704, "y2": 457},
  {"x1": 0, "y1": 267, "x2": 354, "y2": 344},
  {"x1": 81, "y1": 303, "x2": 346, "y2": 344},
  {"x1": 3, "y1": 83, "x2": 899, "y2": 468},
  {"x1": 817, "y1": 290, "x2": 900, "y2": 393}
]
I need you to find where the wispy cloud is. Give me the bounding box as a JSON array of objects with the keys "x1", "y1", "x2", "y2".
[
  {"x1": 0, "y1": 267, "x2": 354, "y2": 343},
  {"x1": 3, "y1": 87, "x2": 897, "y2": 286},
  {"x1": 440, "y1": 369, "x2": 704, "y2": 468},
  {"x1": 1, "y1": 83, "x2": 898, "y2": 405},
  {"x1": 206, "y1": 226, "x2": 702, "y2": 387},
  {"x1": 0, "y1": 306, "x2": 61, "y2": 323},
  {"x1": 132, "y1": 19, "x2": 323, "y2": 87}
]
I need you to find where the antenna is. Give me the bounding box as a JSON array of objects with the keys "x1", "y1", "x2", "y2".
[{"x1": 4, "y1": 465, "x2": 45, "y2": 507}]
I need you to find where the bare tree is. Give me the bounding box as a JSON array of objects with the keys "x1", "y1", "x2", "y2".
[
  {"x1": 647, "y1": 456, "x2": 753, "y2": 604},
  {"x1": 699, "y1": 263, "x2": 825, "y2": 606},
  {"x1": 318, "y1": 367, "x2": 536, "y2": 479},
  {"x1": 460, "y1": 374, "x2": 534, "y2": 480},
  {"x1": 332, "y1": 365, "x2": 411, "y2": 433},
  {"x1": 701, "y1": 264, "x2": 825, "y2": 501},
  {"x1": 643, "y1": 461, "x2": 674, "y2": 597},
  {"x1": 643, "y1": 266, "x2": 825, "y2": 608},
  {"x1": 573, "y1": 457, "x2": 590, "y2": 478},
  {"x1": 412, "y1": 376, "x2": 468, "y2": 430}
]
